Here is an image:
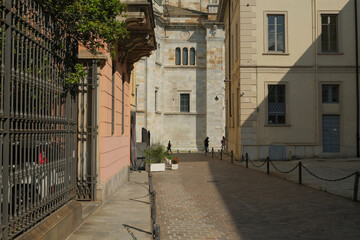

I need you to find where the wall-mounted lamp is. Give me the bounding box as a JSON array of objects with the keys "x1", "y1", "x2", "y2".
[
  {"x1": 240, "y1": 91, "x2": 245, "y2": 97},
  {"x1": 215, "y1": 93, "x2": 224, "y2": 101}
]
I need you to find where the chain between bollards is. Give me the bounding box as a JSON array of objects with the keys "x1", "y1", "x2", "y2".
[
  {"x1": 298, "y1": 161, "x2": 302, "y2": 185},
  {"x1": 354, "y1": 171, "x2": 359, "y2": 202}
]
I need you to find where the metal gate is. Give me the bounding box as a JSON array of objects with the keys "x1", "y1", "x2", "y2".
[
  {"x1": 323, "y1": 115, "x2": 340, "y2": 152},
  {"x1": 77, "y1": 60, "x2": 97, "y2": 201},
  {"x1": 0, "y1": 1, "x2": 77, "y2": 239}
]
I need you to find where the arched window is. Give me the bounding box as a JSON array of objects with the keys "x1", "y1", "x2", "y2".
[
  {"x1": 182, "y1": 48, "x2": 188, "y2": 65},
  {"x1": 175, "y1": 48, "x2": 181, "y2": 65},
  {"x1": 190, "y1": 48, "x2": 196, "y2": 65}
]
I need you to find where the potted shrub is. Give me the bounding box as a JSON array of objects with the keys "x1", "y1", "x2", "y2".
[
  {"x1": 171, "y1": 157, "x2": 179, "y2": 170},
  {"x1": 165, "y1": 154, "x2": 173, "y2": 165},
  {"x1": 144, "y1": 144, "x2": 167, "y2": 172}
]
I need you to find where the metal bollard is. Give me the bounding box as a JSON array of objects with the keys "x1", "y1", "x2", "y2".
[
  {"x1": 353, "y1": 171, "x2": 359, "y2": 202},
  {"x1": 231, "y1": 150, "x2": 234, "y2": 164},
  {"x1": 220, "y1": 149, "x2": 223, "y2": 160},
  {"x1": 154, "y1": 225, "x2": 160, "y2": 240},
  {"x1": 212, "y1": 147, "x2": 214, "y2": 158},
  {"x1": 298, "y1": 161, "x2": 302, "y2": 185},
  {"x1": 266, "y1": 157, "x2": 270, "y2": 175},
  {"x1": 245, "y1": 153, "x2": 248, "y2": 168}
]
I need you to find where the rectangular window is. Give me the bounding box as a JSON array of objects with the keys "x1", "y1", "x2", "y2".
[
  {"x1": 268, "y1": 85, "x2": 286, "y2": 124},
  {"x1": 111, "y1": 61, "x2": 115, "y2": 135},
  {"x1": 268, "y1": 15, "x2": 285, "y2": 52},
  {"x1": 180, "y1": 94, "x2": 190, "y2": 112},
  {"x1": 321, "y1": 14, "x2": 338, "y2": 52},
  {"x1": 122, "y1": 78, "x2": 125, "y2": 135},
  {"x1": 322, "y1": 84, "x2": 339, "y2": 103},
  {"x1": 236, "y1": 24, "x2": 239, "y2": 60},
  {"x1": 155, "y1": 90, "x2": 158, "y2": 111}
]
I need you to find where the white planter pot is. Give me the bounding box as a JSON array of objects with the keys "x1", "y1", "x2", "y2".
[
  {"x1": 146, "y1": 163, "x2": 166, "y2": 172},
  {"x1": 171, "y1": 164, "x2": 178, "y2": 170}
]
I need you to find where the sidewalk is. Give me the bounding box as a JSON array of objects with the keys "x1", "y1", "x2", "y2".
[
  {"x1": 67, "y1": 171, "x2": 151, "y2": 240},
  {"x1": 218, "y1": 152, "x2": 360, "y2": 201}
]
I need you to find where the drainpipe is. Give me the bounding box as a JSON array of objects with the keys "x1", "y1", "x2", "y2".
[
  {"x1": 355, "y1": 0, "x2": 359, "y2": 157},
  {"x1": 228, "y1": 0, "x2": 231, "y2": 117}
]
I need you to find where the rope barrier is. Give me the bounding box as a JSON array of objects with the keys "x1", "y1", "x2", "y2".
[
  {"x1": 269, "y1": 161, "x2": 299, "y2": 174},
  {"x1": 302, "y1": 165, "x2": 358, "y2": 182}
]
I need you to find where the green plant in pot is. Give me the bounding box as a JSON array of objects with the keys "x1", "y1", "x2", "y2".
[{"x1": 143, "y1": 144, "x2": 167, "y2": 164}]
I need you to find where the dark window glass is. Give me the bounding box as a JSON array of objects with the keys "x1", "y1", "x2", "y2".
[
  {"x1": 112, "y1": 61, "x2": 115, "y2": 135},
  {"x1": 180, "y1": 94, "x2": 190, "y2": 112},
  {"x1": 183, "y1": 48, "x2": 188, "y2": 65},
  {"x1": 268, "y1": 85, "x2": 286, "y2": 124},
  {"x1": 190, "y1": 48, "x2": 195, "y2": 65},
  {"x1": 321, "y1": 15, "x2": 338, "y2": 52},
  {"x1": 175, "y1": 48, "x2": 181, "y2": 65},
  {"x1": 322, "y1": 84, "x2": 339, "y2": 103},
  {"x1": 268, "y1": 15, "x2": 285, "y2": 52}
]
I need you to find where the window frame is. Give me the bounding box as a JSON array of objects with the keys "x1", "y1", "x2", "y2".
[
  {"x1": 175, "y1": 47, "x2": 181, "y2": 65},
  {"x1": 320, "y1": 13, "x2": 339, "y2": 53},
  {"x1": 266, "y1": 83, "x2": 288, "y2": 126},
  {"x1": 190, "y1": 48, "x2": 196, "y2": 65},
  {"x1": 179, "y1": 93, "x2": 190, "y2": 113},
  {"x1": 263, "y1": 11, "x2": 288, "y2": 54},
  {"x1": 322, "y1": 84, "x2": 340, "y2": 104},
  {"x1": 182, "y1": 48, "x2": 188, "y2": 65},
  {"x1": 111, "y1": 60, "x2": 116, "y2": 135}
]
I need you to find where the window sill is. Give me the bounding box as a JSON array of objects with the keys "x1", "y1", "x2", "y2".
[
  {"x1": 317, "y1": 52, "x2": 344, "y2": 55},
  {"x1": 171, "y1": 65, "x2": 197, "y2": 68},
  {"x1": 155, "y1": 111, "x2": 162, "y2": 114},
  {"x1": 263, "y1": 52, "x2": 290, "y2": 56},
  {"x1": 265, "y1": 124, "x2": 291, "y2": 127}
]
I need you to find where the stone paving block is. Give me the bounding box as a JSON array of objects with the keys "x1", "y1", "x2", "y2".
[{"x1": 153, "y1": 153, "x2": 360, "y2": 240}]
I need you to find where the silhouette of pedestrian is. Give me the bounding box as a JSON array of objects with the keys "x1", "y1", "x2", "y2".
[
  {"x1": 221, "y1": 136, "x2": 226, "y2": 151},
  {"x1": 204, "y1": 137, "x2": 209, "y2": 153},
  {"x1": 167, "y1": 141, "x2": 172, "y2": 153}
]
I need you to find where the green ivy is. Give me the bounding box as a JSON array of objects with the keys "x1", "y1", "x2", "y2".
[
  {"x1": 37, "y1": 0, "x2": 129, "y2": 56},
  {"x1": 36, "y1": 0, "x2": 129, "y2": 96},
  {"x1": 64, "y1": 63, "x2": 86, "y2": 97}
]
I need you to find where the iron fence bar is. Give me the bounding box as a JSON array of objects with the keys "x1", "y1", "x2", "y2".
[
  {"x1": 3, "y1": 0, "x2": 13, "y2": 239},
  {"x1": 354, "y1": 171, "x2": 359, "y2": 202}
]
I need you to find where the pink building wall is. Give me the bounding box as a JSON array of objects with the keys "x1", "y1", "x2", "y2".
[{"x1": 99, "y1": 56, "x2": 131, "y2": 185}]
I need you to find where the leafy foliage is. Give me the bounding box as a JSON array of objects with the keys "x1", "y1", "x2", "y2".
[
  {"x1": 36, "y1": 0, "x2": 129, "y2": 57},
  {"x1": 64, "y1": 63, "x2": 87, "y2": 97},
  {"x1": 36, "y1": 0, "x2": 129, "y2": 96},
  {"x1": 144, "y1": 144, "x2": 168, "y2": 164}
]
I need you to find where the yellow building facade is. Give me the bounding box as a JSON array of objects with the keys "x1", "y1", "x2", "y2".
[{"x1": 218, "y1": 0, "x2": 360, "y2": 160}]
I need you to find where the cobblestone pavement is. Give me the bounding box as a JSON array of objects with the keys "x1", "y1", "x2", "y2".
[
  {"x1": 152, "y1": 153, "x2": 360, "y2": 240},
  {"x1": 219, "y1": 152, "x2": 360, "y2": 200}
]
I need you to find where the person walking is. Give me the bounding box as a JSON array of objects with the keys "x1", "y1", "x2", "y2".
[
  {"x1": 204, "y1": 137, "x2": 209, "y2": 153},
  {"x1": 221, "y1": 136, "x2": 226, "y2": 151},
  {"x1": 167, "y1": 141, "x2": 172, "y2": 153}
]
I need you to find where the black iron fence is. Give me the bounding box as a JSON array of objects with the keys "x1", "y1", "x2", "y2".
[
  {"x1": 0, "y1": 0, "x2": 77, "y2": 239},
  {"x1": 76, "y1": 60, "x2": 98, "y2": 201},
  {"x1": 148, "y1": 173, "x2": 160, "y2": 240}
]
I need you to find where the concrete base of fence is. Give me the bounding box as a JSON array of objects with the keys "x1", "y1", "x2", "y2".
[
  {"x1": 96, "y1": 166, "x2": 129, "y2": 202},
  {"x1": 17, "y1": 200, "x2": 82, "y2": 240}
]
